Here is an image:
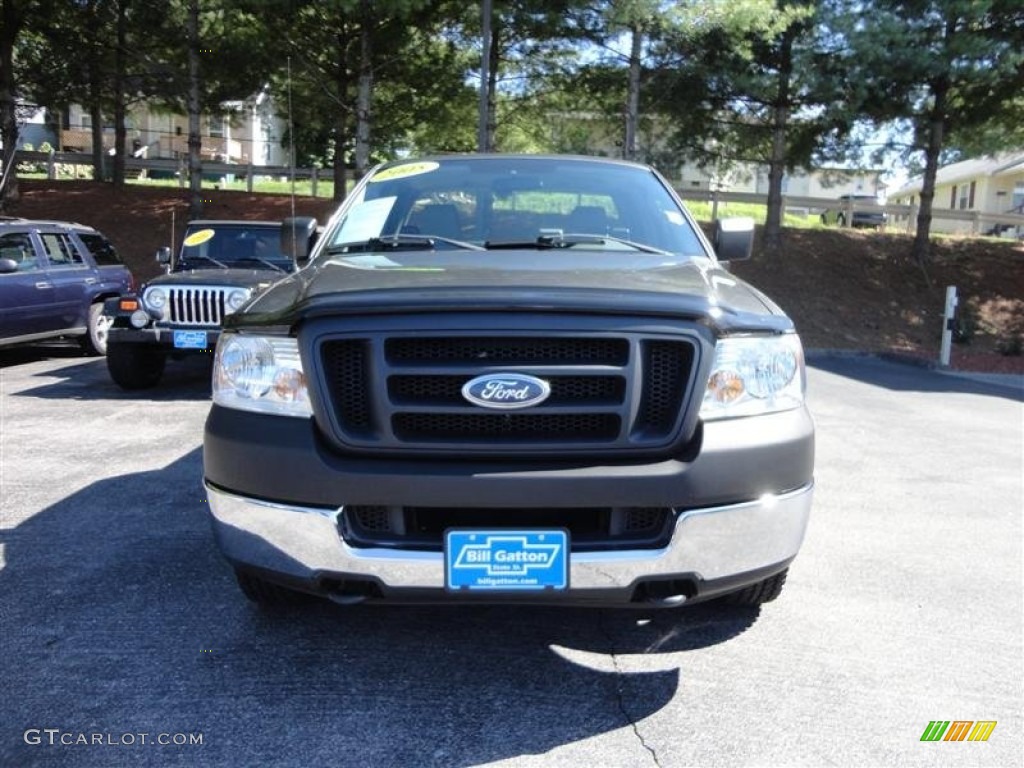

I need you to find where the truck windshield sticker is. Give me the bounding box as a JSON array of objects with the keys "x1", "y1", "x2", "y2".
[
  {"x1": 334, "y1": 197, "x2": 397, "y2": 243},
  {"x1": 369, "y1": 161, "x2": 439, "y2": 183},
  {"x1": 183, "y1": 229, "x2": 215, "y2": 247}
]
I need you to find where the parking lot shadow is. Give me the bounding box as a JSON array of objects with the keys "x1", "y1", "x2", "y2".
[
  {"x1": 808, "y1": 352, "x2": 1023, "y2": 402},
  {"x1": 1, "y1": 449, "x2": 758, "y2": 768},
  {"x1": 4, "y1": 352, "x2": 213, "y2": 402}
]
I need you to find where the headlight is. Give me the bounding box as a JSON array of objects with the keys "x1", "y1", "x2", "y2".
[
  {"x1": 213, "y1": 334, "x2": 311, "y2": 417},
  {"x1": 144, "y1": 287, "x2": 167, "y2": 318},
  {"x1": 226, "y1": 288, "x2": 251, "y2": 313},
  {"x1": 700, "y1": 334, "x2": 805, "y2": 420}
]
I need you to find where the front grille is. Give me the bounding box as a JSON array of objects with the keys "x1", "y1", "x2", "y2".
[
  {"x1": 386, "y1": 337, "x2": 629, "y2": 365},
  {"x1": 392, "y1": 412, "x2": 620, "y2": 441},
  {"x1": 314, "y1": 329, "x2": 700, "y2": 456},
  {"x1": 166, "y1": 286, "x2": 231, "y2": 326},
  {"x1": 343, "y1": 505, "x2": 674, "y2": 552},
  {"x1": 389, "y1": 375, "x2": 624, "y2": 406}
]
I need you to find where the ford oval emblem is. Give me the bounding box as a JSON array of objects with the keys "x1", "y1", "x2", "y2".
[{"x1": 461, "y1": 373, "x2": 551, "y2": 410}]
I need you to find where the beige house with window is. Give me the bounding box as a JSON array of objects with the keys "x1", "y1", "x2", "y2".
[
  {"x1": 58, "y1": 88, "x2": 286, "y2": 167},
  {"x1": 890, "y1": 152, "x2": 1024, "y2": 235}
]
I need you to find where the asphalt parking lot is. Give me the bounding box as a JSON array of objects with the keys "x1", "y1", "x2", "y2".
[{"x1": 1, "y1": 347, "x2": 1021, "y2": 768}]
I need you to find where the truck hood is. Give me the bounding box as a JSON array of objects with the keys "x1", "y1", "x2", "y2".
[{"x1": 234, "y1": 250, "x2": 793, "y2": 335}]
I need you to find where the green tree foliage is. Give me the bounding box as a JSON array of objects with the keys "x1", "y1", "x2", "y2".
[
  {"x1": 649, "y1": 1, "x2": 822, "y2": 250},
  {"x1": 256, "y1": 0, "x2": 474, "y2": 199},
  {"x1": 838, "y1": 0, "x2": 1024, "y2": 262},
  {"x1": 1, "y1": 0, "x2": 39, "y2": 207}
]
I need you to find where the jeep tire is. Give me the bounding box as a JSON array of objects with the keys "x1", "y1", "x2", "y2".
[{"x1": 106, "y1": 343, "x2": 166, "y2": 389}]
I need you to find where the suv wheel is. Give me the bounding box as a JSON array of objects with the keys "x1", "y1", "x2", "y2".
[
  {"x1": 107, "y1": 343, "x2": 166, "y2": 389},
  {"x1": 80, "y1": 302, "x2": 113, "y2": 356},
  {"x1": 722, "y1": 569, "x2": 788, "y2": 607},
  {"x1": 235, "y1": 570, "x2": 305, "y2": 607}
]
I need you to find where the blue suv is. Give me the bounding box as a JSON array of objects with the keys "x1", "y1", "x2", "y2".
[{"x1": 0, "y1": 218, "x2": 135, "y2": 355}]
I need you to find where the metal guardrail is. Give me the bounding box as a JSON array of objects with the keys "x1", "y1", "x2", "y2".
[{"x1": 11, "y1": 149, "x2": 1024, "y2": 235}]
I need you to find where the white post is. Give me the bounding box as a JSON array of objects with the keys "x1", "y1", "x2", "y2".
[{"x1": 939, "y1": 285, "x2": 958, "y2": 368}]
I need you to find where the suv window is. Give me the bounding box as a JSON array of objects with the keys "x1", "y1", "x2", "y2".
[
  {"x1": 39, "y1": 232, "x2": 84, "y2": 268},
  {"x1": 78, "y1": 232, "x2": 123, "y2": 265},
  {"x1": 0, "y1": 232, "x2": 40, "y2": 272}
]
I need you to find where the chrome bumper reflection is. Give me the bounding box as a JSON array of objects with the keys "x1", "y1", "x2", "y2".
[{"x1": 206, "y1": 482, "x2": 813, "y2": 592}]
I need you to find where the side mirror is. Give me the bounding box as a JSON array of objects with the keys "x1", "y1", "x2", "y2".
[
  {"x1": 0, "y1": 257, "x2": 17, "y2": 274},
  {"x1": 281, "y1": 217, "x2": 318, "y2": 263},
  {"x1": 712, "y1": 217, "x2": 755, "y2": 262},
  {"x1": 155, "y1": 246, "x2": 172, "y2": 265}
]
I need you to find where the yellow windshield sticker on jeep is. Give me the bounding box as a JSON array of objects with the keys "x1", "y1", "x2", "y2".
[
  {"x1": 369, "y1": 161, "x2": 439, "y2": 183},
  {"x1": 183, "y1": 229, "x2": 215, "y2": 247}
]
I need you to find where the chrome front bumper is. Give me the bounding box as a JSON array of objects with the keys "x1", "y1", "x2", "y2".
[{"x1": 206, "y1": 482, "x2": 814, "y2": 602}]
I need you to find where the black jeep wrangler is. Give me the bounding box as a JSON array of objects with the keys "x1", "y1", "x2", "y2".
[
  {"x1": 105, "y1": 219, "x2": 315, "y2": 389},
  {"x1": 203, "y1": 155, "x2": 814, "y2": 610}
]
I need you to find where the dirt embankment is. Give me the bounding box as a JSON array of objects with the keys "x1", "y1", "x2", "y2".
[{"x1": 9, "y1": 180, "x2": 1024, "y2": 374}]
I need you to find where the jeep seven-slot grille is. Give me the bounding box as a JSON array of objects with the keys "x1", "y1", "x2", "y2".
[
  {"x1": 317, "y1": 333, "x2": 697, "y2": 455},
  {"x1": 166, "y1": 287, "x2": 230, "y2": 326}
]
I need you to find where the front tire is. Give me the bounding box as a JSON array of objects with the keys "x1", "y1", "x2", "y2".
[
  {"x1": 235, "y1": 570, "x2": 305, "y2": 608},
  {"x1": 722, "y1": 568, "x2": 788, "y2": 607},
  {"x1": 80, "y1": 302, "x2": 112, "y2": 356},
  {"x1": 106, "y1": 343, "x2": 166, "y2": 389}
]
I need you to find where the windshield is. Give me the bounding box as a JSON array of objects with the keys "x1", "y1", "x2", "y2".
[
  {"x1": 318, "y1": 156, "x2": 708, "y2": 262},
  {"x1": 177, "y1": 225, "x2": 292, "y2": 272}
]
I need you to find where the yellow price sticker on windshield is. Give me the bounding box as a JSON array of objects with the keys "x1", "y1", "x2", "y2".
[
  {"x1": 183, "y1": 229, "x2": 215, "y2": 247},
  {"x1": 369, "y1": 161, "x2": 439, "y2": 183}
]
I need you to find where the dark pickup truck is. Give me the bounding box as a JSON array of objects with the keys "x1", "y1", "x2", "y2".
[
  {"x1": 105, "y1": 219, "x2": 315, "y2": 389},
  {"x1": 203, "y1": 154, "x2": 815, "y2": 611}
]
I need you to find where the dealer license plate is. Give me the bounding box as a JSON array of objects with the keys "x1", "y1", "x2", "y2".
[
  {"x1": 445, "y1": 530, "x2": 569, "y2": 592},
  {"x1": 173, "y1": 330, "x2": 208, "y2": 349}
]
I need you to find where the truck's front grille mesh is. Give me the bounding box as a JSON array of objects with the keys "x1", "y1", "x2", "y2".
[
  {"x1": 392, "y1": 412, "x2": 621, "y2": 441},
  {"x1": 636, "y1": 342, "x2": 692, "y2": 435},
  {"x1": 386, "y1": 337, "x2": 629, "y2": 365},
  {"x1": 166, "y1": 287, "x2": 229, "y2": 326},
  {"x1": 322, "y1": 340, "x2": 372, "y2": 434},
  {"x1": 343, "y1": 505, "x2": 674, "y2": 552},
  {"x1": 315, "y1": 330, "x2": 699, "y2": 456}
]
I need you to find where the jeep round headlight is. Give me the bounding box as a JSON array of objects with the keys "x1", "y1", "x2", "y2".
[
  {"x1": 700, "y1": 334, "x2": 805, "y2": 420},
  {"x1": 213, "y1": 334, "x2": 310, "y2": 417},
  {"x1": 226, "y1": 288, "x2": 251, "y2": 313},
  {"x1": 145, "y1": 287, "x2": 167, "y2": 310}
]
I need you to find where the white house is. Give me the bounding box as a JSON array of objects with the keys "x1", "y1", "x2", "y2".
[
  {"x1": 890, "y1": 152, "x2": 1024, "y2": 235},
  {"x1": 58, "y1": 87, "x2": 287, "y2": 167},
  {"x1": 676, "y1": 158, "x2": 885, "y2": 197}
]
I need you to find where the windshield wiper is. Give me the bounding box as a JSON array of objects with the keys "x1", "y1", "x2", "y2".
[
  {"x1": 485, "y1": 233, "x2": 672, "y2": 255},
  {"x1": 325, "y1": 234, "x2": 485, "y2": 254},
  {"x1": 227, "y1": 257, "x2": 287, "y2": 273}
]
